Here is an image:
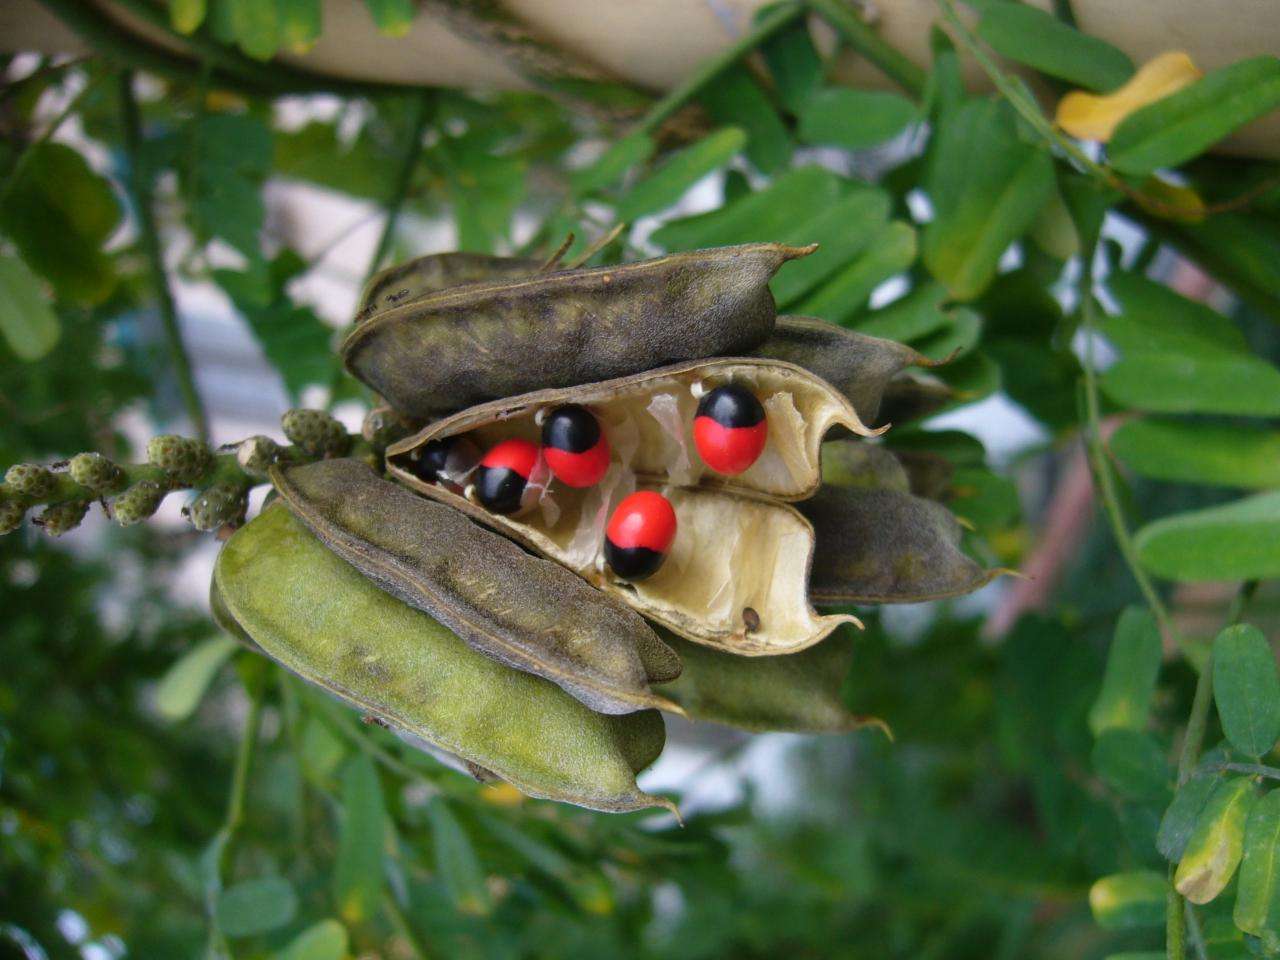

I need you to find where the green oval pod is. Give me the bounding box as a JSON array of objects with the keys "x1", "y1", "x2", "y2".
[
  {"x1": 657, "y1": 628, "x2": 886, "y2": 734},
  {"x1": 355, "y1": 251, "x2": 541, "y2": 324},
  {"x1": 1175, "y1": 775, "x2": 1257, "y2": 904},
  {"x1": 342, "y1": 243, "x2": 813, "y2": 418},
  {"x1": 271, "y1": 458, "x2": 680, "y2": 716},
  {"x1": 214, "y1": 504, "x2": 674, "y2": 814},
  {"x1": 752, "y1": 316, "x2": 941, "y2": 424},
  {"x1": 800, "y1": 486, "x2": 1001, "y2": 604},
  {"x1": 388, "y1": 358, "x2": 867, "y2": 654}
]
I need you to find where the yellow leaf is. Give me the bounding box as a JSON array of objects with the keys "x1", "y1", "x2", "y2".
[
  {"x1": 480, "y1": 782, "x2": 525, "y2": 807},
  {"x1": 1135, "y1": 175, "x2": 1207, "y2": 222},
  {"x1": 1056, "y1": 51, "x2": 1203, "y2": 142}
]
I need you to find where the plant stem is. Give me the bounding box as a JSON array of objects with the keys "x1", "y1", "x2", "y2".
[
  {"x1": 118, "y1": 71, "x2": 209, "y2": 441},
  {"x1": 636, "y1": 1, "x2": 807, "y2": 136},
  {"x1": 806, "y1": 0, "x2": 928, "y2": 98}
]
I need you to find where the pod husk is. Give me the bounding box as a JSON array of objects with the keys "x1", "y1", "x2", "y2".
[
  {"x1": 801, "y1": 486, "x2": 1001, "y2": 604},
  {"x1": 753, "y1": 316, "x2": 942, "y2": 424},
  {"x1": 355, "y1": 251, "x2": 542, "y2": 324},
  {"x1": 388, "y1": 358, "x2": 865, "y2": 655},
  {"x1": 214, "y1": 504, "x2": 674, "y2": 814},
  {"x1": 820, "y1": 439, "x2": 912, "y2": 493},
  {"x1": 270, "y1": 458, "x2": 681, "y2": 716},
  {"x1": 658, "y1": 629, "x2": 886, "y2": 734},
  {"x1": 342, "y1": 243, "x2": 812, "y2": 418}
]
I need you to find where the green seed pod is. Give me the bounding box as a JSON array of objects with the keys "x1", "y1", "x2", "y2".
[
  {"x1": 342, "y1": 243, "x2": 813, "y2": 419},
  {"x1": 214, "y1": 503, "x2": 674, "y2": 814},
  {"x1": 281, "y1": 409, "x2": 349, "y2": 458},
  {"x1": 658, "y1": 627, "x2": 887, "y2": 735},
  {"x1": 0, "y1": 500, "x2": 26, "y2": 535},
  {"x1": 147, "y1": 435, "x2": 213, "y2": 486},
  {"x1": 37, "y1": 499, "x2": 90, "y2": 537},
  {"x1": 355, "y1": 251, "x2": 542, "y2": 324},
  {"x1": 4, "y1": 463, "x2": 56, "y2": 500},
  {"x1": 113, "y1": 480, "x2": 166, "y2": 526},
  {"x1": 271, "y1": 458, "x2": 681, "y2": 715},
  {"x1": 1174, "y1": 775, "x2": 1256, "y2": 904},
  {"x1": 186, "y1": 482, "x2": 248, "y2": 532},
  {"x1": 389, "y1": 357, "x2": 872, "y2": 655},
  {"x1": 235, "y1": 435, "x2": 282, "y2": 478},
  {"x1": 800, "y1": 486, "x2": 1001, "y2": 604},
  {"x1": 68, "y1": 452, "x2": 125, "y2": 493}
]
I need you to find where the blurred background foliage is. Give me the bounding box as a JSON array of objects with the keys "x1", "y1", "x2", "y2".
[{"x1": 3, "y1": 1, "x2": 1280, "y2": 958}]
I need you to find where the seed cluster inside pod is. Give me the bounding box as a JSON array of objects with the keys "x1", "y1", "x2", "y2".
[{"x1": 388, "y1": 357, "x2": 878, "y2": 655}]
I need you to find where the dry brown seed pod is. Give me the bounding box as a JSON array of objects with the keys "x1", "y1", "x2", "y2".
[
  {"x1": 341, "y1": 243, "x2": 813, "y2": 419},
  {"x1": 271, "y1": 458, "x2": 682, "y2": 715},
  {"x1": 355, "y1": 251, "x2": 542, "y2": 324},
  {"x1": 388, "y1": 357, "x2": 873, "y2": 655},
  {"x1": 752, "y1": 316, "x2": 945, "y2": 425},
  {"x1": 800, "y1": 486, "x2": 1001, "y2": 605},
  {"x1": 213, "y1": 504, "x2": 674, "y2": 814}
]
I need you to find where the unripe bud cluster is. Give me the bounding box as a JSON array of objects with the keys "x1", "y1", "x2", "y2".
[
  {"x1": 5, "y1": 463, "x2": 56, "y2": 500},
  {"x1": 69, "y1": 452, "x2": 125, "y2": 493},
  {"x1": 147, "y1": 435, "x2": 213, "y2": 486},
  {"x1": 113, "y1": 480, "x2": 166, "y2": 526},
  {"x1": 236, "y1": 436, "x2": 282, "y2": 478},
  {"x1": 282, "y1": 409, "x2": 349, "y2": 458},
  {"x1": 37, "y1": 500, "x2": 90, "y2": 537},
  {"x1": 0, "y1": 500, "x2": 25, "y2": 535},
  {"x1": 186, "y1": 482, "x2": 248, "y2": 532}
]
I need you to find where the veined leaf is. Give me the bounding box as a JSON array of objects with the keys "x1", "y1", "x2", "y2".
[
  {"x1": 798, "y1": 88, "x2": 917, "y2": 151},
  {"x1": 1158, "y1": 775, "x2": 1220, "y2": 862},
  {"x1": 1111, "y1": 419, "x2": 1280, "y2": 489},
  {"x1": 570, "y1": 133, "x2": 654, "y2": 197},
  {"x1": 923, "y1": 100, "x2": 1054, "y2": 301},
  {"x1": 793, "y1": 220, "x2": 917, "y2": 325},
  {"x1": 1089, "y1": 871, "x2": 1167, "y2": 929},
  {"x1": 1110, "y1": 56, "x2": 1280, "y2": 175},
  {"x1": 1092, "y1": 728, "x2": 1170, "y2": 803},
  {"x1": 701, "y1": 66, "x2": 790, "y2": 173},
  {"x1": 428, "y1": 798, "x2": 492, "y2": 916},
  {"x1": 1101, "y1": 353, "x2": 1280, "y2": 416},
  {"x1": 977, "y1": 2, "x2": 1132, "y2": 91},
  {"x1": 1175, "y1": 776, "x2": 1256, "y2": 904},
  {"x1": 333, "y1": 753, "x2": 386, "y2": 924},
  {"x1": 216, "y1": 876, "x2": 298, "y2": 938},
  {"x1": 770, "y1": 188, "x2": 892, "y2": 306},
  {"x1": 1235, "y1": 789, "x2": 1280, "y2": 937},
  {"x1": 1089, "y1": 607, "x2": 1162, "y2": 736},
  {"x1": 1135, "y1": 491, "x2": 1280, "y2": 581},
  {"x1": 0, "y1": 254, "x2": 60, "y2": 361},
  {"x1": 855, "y1": 283, "x2": 952, "y2": 343},
  {"x1": 616, "y1": 128, "x2": 746, "y2": 221},
  {"x1": 1057, "y1": 51, "x2": 1201, "y2": 142},
  {"x1": 1102, "y1": 271, "x2": 1248, "y2": 358},
  {"x1": 154, "y1": 636, "x2": 239, "y2": 722},
  {"x1": 1213, "y1": 624, "x2": 1280, "y2": 759}
]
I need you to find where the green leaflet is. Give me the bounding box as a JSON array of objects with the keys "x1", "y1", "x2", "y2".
[
  {"x1": 1101, "y1": 353, "x2": 1280, "y2": 416},
  {"x1": 1213, "y1": 624, "x2": 1280, "y2": 758},
  {"x1": 1089, "y1": 871, "x2": 1167, "y2": 930},
  {"x1": 428, "y1": 798, "x2": 492, "y2": 916},
  {"x1": 214, "y1": 505, "x2": 672, "y2": 814},
  {"x1": 976, "y1": 2, "x2": 1133, "y2": 91},
  {"x1": 1158, "y1": 775, "x2": 1220, "y2": 863},
  {"x1": 1134, "y1": 491, "x2": 1280, "y2": 582},
  {"x1": 154, "y1": 635, "x2": 239, "y2": 722},
  {"x1": 0, "y1": 253, "x2": 60, "y2": 361},
  {"x1": 798, "y1": 89, "x2": 917, "y2": 150},
  {"x1": 1088, "y1": 607, "x2": 1162, "y2": 736},
  {"x1": 1235, "y1": 788, "x2": 1280, "y2": 937},
  {"x1": 333, "y1": 753, "x2": 385, "y2": 924},
  {"x1": 1111, "y1": 419, "x2": 1280, "y2": 489},
  {"x1": 616, "y1": 128, "x2": 747, "y2": 221},
  {"x1": 216, "y1": 876, "x2": 298, "y2": 938}
]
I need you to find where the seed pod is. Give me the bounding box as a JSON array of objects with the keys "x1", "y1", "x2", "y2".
[
  {"x1": 36, "y1": 500, "x2": 90, "y2": 537},
  {"x1": 542, "y1": 405, "x2": 610, "y2": 488},
  {"x1": 270, "y1": 458, "x2": 682, "y2": 715},
  {"x1": 69, "y1": 452, "x2": 125, "y2": 493},
  {"x1": 342, "y1": 243, "x2": 813, "y2": 419},
  {"x1": 658, "y1": 628, "x2": 888, "y2": 735},
  {"x1": 877, "y1": 373, "x2": 957, "y2": 426},
  {"x1": 214, "y1": 503, "x2": 675, "y2": 814},
  {"x1": 0, "y1": 500, "x2": 27, "y2": 535},
  {"x1": 113, "y1": 480, "x2": 166, "y2": 526},
  {"x1": 4, "y1": 463, "x2": 56, "y2": 499},
  {"x1": 235, "y1": 436, "x2": 282, "y2": 478},
  {"x1": 281, "y1": 409, "x2": 349, "y2": 458},
  {"x1": 751, "y1": 317, "x2": 941, "y2": 425},
  {"x1": 1175, "y1": 776, "x2": 1256, "y2": 904},
  {"x1": 800, "y1": 487, "x2": 1001, "y2": 604},
  {"x1": 389, "y1": 358, "x2": 870, "y2": 654},
  {"x1": 355, "y1": 251, "x2": 542, "y2": 324},
  {"x1": 147, "y1": 435, "x2": 213, "y2": 486},
  {"x1": 187, "y1": 482, "x2": 248, "y2": 532},
  {"x1": 820, "y1": 439, "x2": 912, "y2": 493}
]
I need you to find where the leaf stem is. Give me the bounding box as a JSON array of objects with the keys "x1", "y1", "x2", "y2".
[
  {"x1": 806, "y1": 0, "x2": 928, "y2": 98},
  {"x1": 118, "y1": 70, "x2": 210, "y2": 441},
  {"x1": 635, "y1": 1, "x2": 807, "y2": 136}
]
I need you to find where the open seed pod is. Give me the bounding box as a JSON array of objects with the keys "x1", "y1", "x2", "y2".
[
  {"x1": 214, "y1": 503, "x2": 673, "y2": 814},
  {"x1": 341, "y1": 243, "x2": 813, "y2": 418},
  {"x1": 270, "y1": 458, "x2": 681, "y2": 716},
  {"x1": 388, "y1": 357, "x2": 879, "y2": 655}
]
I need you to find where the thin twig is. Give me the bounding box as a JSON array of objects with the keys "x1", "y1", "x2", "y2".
[
  {"x1": 806, "y1": 0, "x2": 928, "y2": 98},
  {"x1": 118, "y1": 71, "x2": 209, "y2": 441}
]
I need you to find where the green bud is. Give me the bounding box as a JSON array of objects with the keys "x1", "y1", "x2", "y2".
[
  {"x1": 147, "y1": 435, "x2": 213, "y2": 486},
  {"x1": 37, "y1": 500, "x2": 90, "y2": 537},
  {"x1": 236, "y1": 435, "x2": 281, "y2": 478},
  {"x1": 186, "y1": 482, "x2": 247, "y2": 532},
  {"x1": 5, "y1": 463, "x2": 56, "y2": 499},
  {"x1": 69, "y1": 452, "x2": 125, "y2": 493},
  {"x1": 282, "y1": 409, "x2": 349, "y2": 458},
  {"x1": 113, "y1": 480, "x2": 166, "y2": 526},
  {"x1": 0, "y1": 500, "x2": 26, "y2": 535}
]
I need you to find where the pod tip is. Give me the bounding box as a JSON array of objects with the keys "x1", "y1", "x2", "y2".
[
  {"x1": 853, "y1": 715, "x2": 894, "y2": 742},
  {"x1": 779, "y1": 243, "x2": 820, "y2": 261}
]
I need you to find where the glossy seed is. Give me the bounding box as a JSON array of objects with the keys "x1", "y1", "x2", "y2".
[
  {"x1": 409, "y1": 435, "x2": 480, "y2": 487},
  {"x1": 475, "y1": 439, "x2": 542, "y2": 515},
  {"x1": 693, "y1": 384, "x2": 767, "y2": 475},
  {"x1": 605, "y1": 491, "x2": 677, "y2": 582},
  {"x1": 542, "y1": 405, "x2": 610, "y2": 488}
]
